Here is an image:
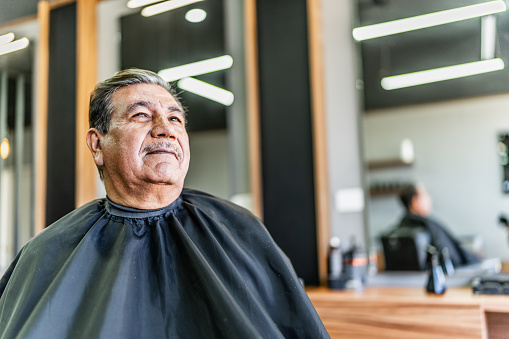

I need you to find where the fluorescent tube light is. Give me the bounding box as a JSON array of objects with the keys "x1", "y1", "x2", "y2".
[
  {"x1": 141, "y1": 0, "x2": 204, "y2": 17},
  {"x1": 353, "y1": 0, "x2": 507, "y2": 41},
  {"x1": 0, "y1": 38, "x2": 29, "y2": 57},
  {"x1": 185, "y1": 9, "x2": 207, "y2": 23},
  {"x1": 178, "y1": 77, "x2": 234, "y2": 106},
  {"x1": 158, "y1": 55, "x2": 233, "y2": 82},
  {"x1": 127, "y1": 0, "x2": 161, "y2": 8},
  {"x1": 381, "y1": 58, "x2": 505, "y2": 90},
  {"x1": 0, "y1": 33, "x2": 14, "y2": 46},
  {"x1": 481, "y1": 15, "x2": 497, "y2": 60}
]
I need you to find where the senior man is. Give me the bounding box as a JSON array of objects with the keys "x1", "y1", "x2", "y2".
[{"x1": 0, "y1": 69, "x2": 329, "y2": 338}]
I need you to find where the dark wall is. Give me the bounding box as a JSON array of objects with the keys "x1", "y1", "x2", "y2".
[
  {"x1": 45, "y1": 3, "x2": 76, "y2": 226},
  {"x1": 256, "y1": 0, "x2": 319, "y2": 285}
]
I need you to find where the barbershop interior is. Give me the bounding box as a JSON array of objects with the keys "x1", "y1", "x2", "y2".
[{"x1": 2, "y1": 0, "x2": 509, "y2": 337}]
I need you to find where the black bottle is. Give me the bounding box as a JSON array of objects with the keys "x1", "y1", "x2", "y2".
[
  {"x1": 441, "y1": 247, "x2": 455, "y2": 276},
  {"x1": 426, "y1": 246, "x2": 446, "y2": 294}
]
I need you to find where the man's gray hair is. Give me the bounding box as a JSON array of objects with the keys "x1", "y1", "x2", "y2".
[
  {"x1": 89, "y1": 68, "x2": 184, "y2": 180},
  {"x1": 89, "y1": 68, "x2": 183, "y2": 134}
]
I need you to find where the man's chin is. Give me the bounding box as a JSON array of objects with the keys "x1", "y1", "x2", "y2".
[{"x1": 143, "y1": 166, "x2": 185, "y2": 184}]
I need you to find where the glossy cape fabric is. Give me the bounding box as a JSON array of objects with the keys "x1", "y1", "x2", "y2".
[{"x1": 0, "y1": 189, "x2": 329, "y2": 339}]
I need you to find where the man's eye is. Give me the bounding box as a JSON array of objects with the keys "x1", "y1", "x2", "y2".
[
  {"x1": 170, "y1": 116, "x2": 182, "y2": 123},
  {"x1": 132, "y1": 113, "x2": 149, "y2": 118}
]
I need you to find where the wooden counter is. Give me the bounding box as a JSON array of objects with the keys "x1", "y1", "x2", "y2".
[{"x1": 306, "y1": 287, "x2": 509, "y2": 339}]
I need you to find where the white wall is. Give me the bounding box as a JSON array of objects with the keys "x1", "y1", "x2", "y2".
[
  {"x1": 185, "y1": 130, "x2": 231, "y2": 200},
  {"x1": 321, "y1": 0, "x2": 366, "y2": 249},
  {"x1": 364, "y1": 94, "x2": 509, "y2": 260}
]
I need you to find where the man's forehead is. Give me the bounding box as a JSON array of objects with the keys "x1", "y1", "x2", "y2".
[
  {"x1": 111, "y1": 83, "x2": 182, "y2": 114},
  {"x1": 115, "y1": 83, "x2": 177, "y2": 102}
]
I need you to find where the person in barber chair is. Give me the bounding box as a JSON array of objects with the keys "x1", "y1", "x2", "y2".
[{"x1": 396, "y1": 184, "x2": 479, "y2": 267}]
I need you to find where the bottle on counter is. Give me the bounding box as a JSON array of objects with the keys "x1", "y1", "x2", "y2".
[
  {"x1": 341, "y1": 236, "x2": 367, "y2": 290},
  {"x1": 440, "y1": 247, "x2": 455, "y2": 276},
  {"x1": 426, "y1": 245, "x2": 447, "y2": 295},
  {"x1": 368, "y1": 246, "x2": 378, "y2": 276},
  {"x1": 327, "y1": 237, "x2": 343, "y2": 289}
]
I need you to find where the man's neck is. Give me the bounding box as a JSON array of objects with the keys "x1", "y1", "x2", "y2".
[
  {"x1": 104, "y1": 180, "x2": 183, "y2": 210},
  {"x1": 409, "y1": 207, "x2": 427, "y2": 218}
]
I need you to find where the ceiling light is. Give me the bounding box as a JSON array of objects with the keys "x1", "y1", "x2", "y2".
[
  {"x1": 481, "y1": 15, "x2": 497, "y2": 60},
  {"x1": 185, "y1": 9, "x2": 207, "y2": 23},
  {"x1": 0, "y1": 33, "x2": 14, "y2": 46},
  {"x1": 0, "y1": 38, "x2": 29, "y2": 57},
  {"x1": 0, "y1": 138, "x2": 10, "y2": 159},
  {"x1": 127, "y1": 0, "x2": 161, "y2": 8},
  {"x1": 178, "y1": 77, "x2": 234, "y2": 106},
  {"x1": 353, "y1": 0, "x2": 507, "y2": 41},
  {"x1": 381, "y1": 58, "x2": 504, "y2": 90},
  {"x1": 158, "y1": 55, "x2": 233, "y2": 82},
  {"x1": 141, "y1": 0, "x2": 204, "y2": 17}
]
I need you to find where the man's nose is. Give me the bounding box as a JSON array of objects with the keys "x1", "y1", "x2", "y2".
[{"x1": 151, "y1": 115, "x2": 175, "y2": 139}]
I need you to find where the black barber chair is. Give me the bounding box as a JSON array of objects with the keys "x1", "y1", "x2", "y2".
[{"x1": 381, "y1": 226, "x2": 431, "y2": 271}]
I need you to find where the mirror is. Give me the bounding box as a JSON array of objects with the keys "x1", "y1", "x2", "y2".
[
  {"x1": 96, "y1": 0, "x2": 250, "y2": 208},
  {"x1": 0, "y1": 19, "x2": 38, "y2": 273},
  {"x1": 358, "y1": 0, "x2": 509, "y2": 261}
]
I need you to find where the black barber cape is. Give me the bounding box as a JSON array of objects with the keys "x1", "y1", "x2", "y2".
[{"x1": 0, "y1": 189, "x2": 329, "y2": 339}]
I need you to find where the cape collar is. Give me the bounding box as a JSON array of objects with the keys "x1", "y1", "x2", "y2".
[{"x1": 105, "y1": 195, "x2": 183, "y2": 219}]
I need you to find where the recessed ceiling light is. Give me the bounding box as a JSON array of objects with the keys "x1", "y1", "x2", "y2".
[{"x1": 185, "y1": 9, "x2": 207, "y2": 23}]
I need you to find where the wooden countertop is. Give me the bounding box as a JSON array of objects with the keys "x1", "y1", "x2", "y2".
[{"x1": 306, "y1": 287, "x2": 509, "y2": 339}]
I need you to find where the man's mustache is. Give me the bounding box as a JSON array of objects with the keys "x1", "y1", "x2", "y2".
[{"x1": 142, "y1": 142, "x2": 183, "y2": 160}]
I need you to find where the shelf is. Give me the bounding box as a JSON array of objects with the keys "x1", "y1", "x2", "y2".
[
  {"x1": 370, "y1": 186, "x2": 403, "y2": 197},
  {"x1": 367, "y1": 158, "x2": 413, "y2": 170}
]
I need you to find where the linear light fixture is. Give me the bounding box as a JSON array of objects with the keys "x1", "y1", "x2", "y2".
[
  {"x1": 481, "y1": 15, "x2": 497, "y2": 60},
  {"x1": 142, "y1": 0, "x2": 204, "y2": 17},
  {"x1": 127, "y1": 0, "x2": 161, "y2": 8},
  {"x1": 158, "y1": 55, "x2": 233, "y2": 82},
  {"x1": 0, "y1": 33, "x2": 14, "y2": 46},
  {"x1": 353, "y1": 0, "x2": 507, "y2": 41},
  {"x1": 178, "y1": 77, "x2": 234, "y2": 106},
  {"x1": 381, "y1": 58, "x2": 504, "y2": 90},
  {"x1": 0, "y1": 38, "x2": 29, "y2": 57}
]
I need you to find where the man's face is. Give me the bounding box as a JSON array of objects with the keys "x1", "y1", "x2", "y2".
[
  {"x1": 97, "y1": 83, "x2": 190, "y2": 190},
  {"x1": 413, "y1": 186, "x2": 432, "y2": 217}
]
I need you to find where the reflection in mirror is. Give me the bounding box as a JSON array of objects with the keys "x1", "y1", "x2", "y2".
[
  {"x1": 97, "y1": 0, "x2": 250, "y2": 210},
  {"x1": 0, "y1": 19, "x2": 37, "y2": 274},
  {"x1": 357, "y1": 0, "x2": 509, "y2": 262}
]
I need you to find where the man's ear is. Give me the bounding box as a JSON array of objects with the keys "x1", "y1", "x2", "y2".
[{"x1": 86, "y1": 128, "x2": 104, "y2": 166}]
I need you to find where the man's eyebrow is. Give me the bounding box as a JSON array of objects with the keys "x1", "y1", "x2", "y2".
[
  {"x1": 167, "y1": 105, "x2": 183, "y2": 113},
  {"x1": 124, "y1": 101, "x2": 184, "y2": 115},
  {"x1": 125, "y1": 101, "x2": 154, "y2": 115}
]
